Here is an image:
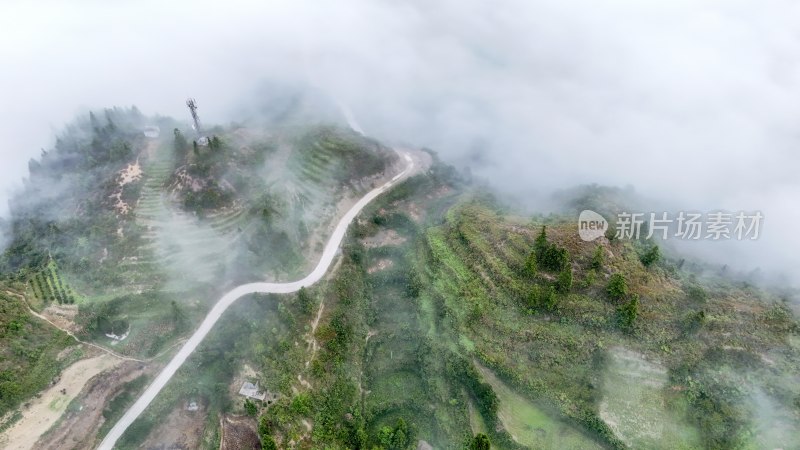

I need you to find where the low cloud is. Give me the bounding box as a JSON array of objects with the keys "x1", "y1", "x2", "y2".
[{"x1": 1, "y1": 0, "x2": 799, "y2": 281}]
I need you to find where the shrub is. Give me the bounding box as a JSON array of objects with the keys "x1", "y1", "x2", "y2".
[
  {"x1": 244, "y1": 398, "x2": 257, "y2": 416},
  {"x1": 290, "y1": 393, "x2": 312, "y2": 416},
  {"x1": 687, "y1": 285, "x2": 708, "y2": 303},
  {"x1": 682, "y1": 310, "x2": 706, "y2": 334},
  {"x1": 261, "y1": 435, "x2": 278, "y2": 450},
  {"x1": 617, "y1": 294, "x2": 639, "y2": 330},
  {"x1": 640, "y1": 245, "x2": 661, "y2": 267},
  {"x1": 543, "y1": 286, "x2": 558, "y2": 310},
  {"x1": 405, "y1": 269, "x2": 422, "y2": 298},
  {"x1": 582, "y1": 269, "x2": 597, "y2": 288},
  {"x1": 297, "y1": 287, "x2": 315, "y2": 315},
  {"x1": 258, "y1": 414, "x2": 277, "y2": 449},
  {"x1": 467, "y1": 433, "x2": 491, "y2": 450}
]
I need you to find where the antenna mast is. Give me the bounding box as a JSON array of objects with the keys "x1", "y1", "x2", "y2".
[{"x1": 186, "y1": 98, "x2": 202, "y2": 135}]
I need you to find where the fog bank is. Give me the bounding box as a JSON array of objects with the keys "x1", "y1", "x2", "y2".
[{"x1": 1, "y1": 0, "x2": 799, "y2": 282}]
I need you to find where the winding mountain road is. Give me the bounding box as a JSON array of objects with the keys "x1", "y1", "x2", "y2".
[{"x1": 96, "y1": 149, "x2": 414, "y2": 450}]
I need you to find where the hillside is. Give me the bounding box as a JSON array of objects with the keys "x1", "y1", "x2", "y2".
[
  {"x1": 0, "y1": 108, "x2": 401, "y2": 434},
  {"x1": 140, "y1": 157, "x2": 798, "y2": 450},
  {"x1": 0, "y1": 110, "x2": 798, "y2": 450}
]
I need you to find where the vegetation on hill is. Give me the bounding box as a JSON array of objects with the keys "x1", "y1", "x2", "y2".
[
  {"x1": 0, "y1": 107, "x2": 401, "y2": 435},
  {"x1": 176, "y1": 155, "x2": 799, "y2": 450},
  {"x1": 0, "y1": 285, "x2": 74, "y2": 418},
  {"x1": 1, "y1": 108, "x2": 798, "y2": 449}
]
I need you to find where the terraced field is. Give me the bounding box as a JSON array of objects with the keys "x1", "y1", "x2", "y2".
[{"x1": 130, "y1": 141, "x2": 250, "y2": 291}]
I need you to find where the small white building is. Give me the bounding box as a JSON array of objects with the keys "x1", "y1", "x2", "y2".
[
  {"x1": 239, "y1": 382, "x2": 266, "y2": 401},
  {"x1": 143, "y1": 125, "x2": 160, "y2": 138}
]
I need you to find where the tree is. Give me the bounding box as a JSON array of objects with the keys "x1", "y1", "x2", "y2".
[
  {"x1": 541, "y1": 244, "x2": 569, "y2": 272},
  {"x1": 640, "y1": 245, "x2": 661, "y2": 267},
  {"x1": 617, "y1": 294, "x2": 639, "y2": 330},
  {"x1": 556, "y1": 267, "x2": 573, "y2": 293},
  {"x1": 261, "y1": 435, "x2": 278, "y2": 450},
  {"x1": 524, "y1": 250, "x2": 537, "y2": 277},
  {"x1": 211, "y1": 135, "x2": 221, "y2": 149},
  {"x1": 258, "y1": 414, "x2": 278, "y2": 449},
  {"x1": 173, "y1": 128, "x2": 188, "y2": 157},
  {"x1": 534, "y1": 225, "x2": 548, "y2": 255},
  {"x1": 390, "y1": 418, "x2": 409, "y2": 449},
  {"x1": 591, "y1": 245, "x2": 604, "y2": 270},
  {"x1": 466, "y1": 433, "x2": 491, "y2": 450},
  {"x1": 378, "y1": 426, "x2": 394, "y2": 447},
  {"x1": 377, "y1": 418, "x2": 413, "y2": 450},
  {"x1": 607, "y1": 273, "x2": 628, "y2": 301}
]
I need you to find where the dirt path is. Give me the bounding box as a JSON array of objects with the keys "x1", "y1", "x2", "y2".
[
  {"x1": 0, "y1": 353, "x2": 122, "y2": 450},
  {"x1": 303, "y1": 300, "x2": 326, "y2": 369},
  {"x1": 0, "y1": 289, "x2": 183, "y2": 450},
  {"x1": 3, "y1": 290, "x2": 144, "y2": 363}
]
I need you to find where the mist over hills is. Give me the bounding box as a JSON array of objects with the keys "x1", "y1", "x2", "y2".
[
  {"x1": 2, "y1": 0, "x2": 800, "y2": 283},
  {"x1": 1, "y1": 3, "x2": 800, "y2": 448}
]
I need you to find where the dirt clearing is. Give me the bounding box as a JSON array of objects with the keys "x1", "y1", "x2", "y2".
[
  {"x1": 0, "y1": 352, "x2": 122, "y2": 450},
  {"x1": 34, "y1": 359, "x2": 152, "y2": 450}
]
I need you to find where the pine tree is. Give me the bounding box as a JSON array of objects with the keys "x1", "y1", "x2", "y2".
[
  {"x1": 607, "y1": 273, "x2": 628, "y2": 301},
  {"x1": 535, "y1": 225, "x2": 548, "y2": 256},
  {"x1": 618, "y1": 294, "x2": 639, "y2": 329},
  {"x1": 556, "y1": 267, "x2": 573, "y2": 293},
  {"x1": 591, "y1": 245, "x2": 604, "y2": 270}
]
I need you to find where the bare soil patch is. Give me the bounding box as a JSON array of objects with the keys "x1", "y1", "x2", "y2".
[
  {"x1": 0, "y1": 351, "x2": 122, "y2": 450},
  {"x1": 41, "y1": 303, "x2": 80, "y2": 334},
  {"x1": 34, "y1": 360, "x2": 154, "y2": 450},
  {"x1": 220, "y1": 415, "x2": 260, "y2": 450}
]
